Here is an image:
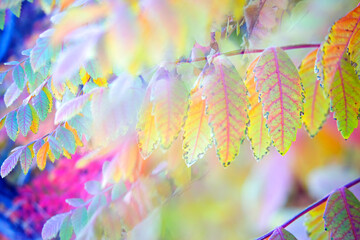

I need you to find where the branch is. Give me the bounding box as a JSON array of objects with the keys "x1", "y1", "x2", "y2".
[
  {"x1": 175, "y1": 43, "x2": 321, "y2": 64},
  {"x1": 256, "y1": 177, "x2": 360, "y2": 240}
]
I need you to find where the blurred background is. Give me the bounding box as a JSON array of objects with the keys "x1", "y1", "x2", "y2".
[{"x1": 0, "y1": 0, "x2": 359, "y2": 239}]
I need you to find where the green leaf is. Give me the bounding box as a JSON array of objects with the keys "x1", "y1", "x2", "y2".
[
  {"x1": 84, "y1": 180, "x2": 101, "y2": 195},
  {"x1": 0, "y1": 11, "x2": 5, "y2": 30},
  {"x1": 245, "y1": 56, "x2": 271, "y2": 160},
  {"x1": 304, "y1": 202, "x2": 328, "y2": 240},
  {"x1": 20, "y1": 146, "x2": 33, "y2": 175},
  {"x1": 4, "y1": 82, "x2": 22, "y2": 107},
  {"x1": 201, "y1": 55, "x2": 248, "y2": 166},
  {"x1": 59, "y1": 215, "x2": 73, "y2": 240},
  {"x1": 71, "y1": 207, "x2": 88, "y2": 236},
  {"x1": 29, "y1": 104, "x2": 40, "y2": 134},
  {"x1": 111, "y1": 182, "x2": 126, "y2": 201},
  {"x1": 65, "y1": 198, "x2": 85, "y2": 207},
  {"x1": 30, "y1": 35, "x2": 59, "y2": 71},
  {"x1": 56, "y1": 126, "x2": 76, "y2": 154},
  {"x1": 33, "y1": 89, "x2": 50, "y2": 121},
  {"x1": 269, "y1": 227, "x2": 297, "y2": 240},
  {"x1": 254, "y1": 47, "x2": 303, "y2": 155},
  {"x1": 25, "y1": 59, "x2": 36, "y2": 85},
  {"x1": 17, "y1": 104, "x2": 33, "y2": 137},
  {"x1": 48, "y1": 135, "x2": 63, "y2": 159},
  {"x1": 85, "y1": 60, "x2": 102, "y2": 79},
  {"x1": 324, "y1": 187, "x2": 360, "y2": 239},
  {"x1": 5, "y1": 111, "x2": 19, "y2": 141},
  {"x1": 42, "y1": 212, "x2": 70, "y2": 240},
  {"x1": 1, "y1": 149, "x2": 21, "y2": 178},
  {"x1": 55, "y1": 94, "x2": 91, "y2": 124},
  {"x1": 22, "y1": 49, "x2": 32, "y2": 56},
  {"x1": 9, "y1": 1, "x2": 22, "y2": 17},
  {"x1": 87, "y1": 194, "x2": 106, "y2": 218},
  {"x1": 12, "y1": 64, "x2": 26, "y2": 90},
  {"x1": 68, "y1": 115, "x2": 91, "y2": 141},
  {"x1": 299, "y1": 49, "x2": 329, "y2": 138},
  {"x1": 151, "y1": 66, "x2": 190, "y2": 149},
  {"x1": 0, "y1": 70, "x2": 8, "y2": 84},
  {"x1": 4, "y1": 61, "x2": 19, "y2": 65},
  {"x1": 33, "y1": 139, "x2": 45, "y2": 153}
]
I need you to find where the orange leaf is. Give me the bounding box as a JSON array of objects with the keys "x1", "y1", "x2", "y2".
[{"x1": 37, "y1": 141, "x2": 49, "y2": 170}]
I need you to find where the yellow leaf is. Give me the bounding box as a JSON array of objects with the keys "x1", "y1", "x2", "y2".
[
  {"x1": 37, "y1": 141, "x2": 49, "y2": 170},
  {"x1": 93, "y1": 77, "x2": 108, "y2": 87},
  {"x1": 65, "y1": 122, "x2": 83, "y2": 147}
]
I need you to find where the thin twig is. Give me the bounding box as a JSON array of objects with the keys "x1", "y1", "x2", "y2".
[
  {"x1": 256, "y1": 177, "x2": 360, "y2": 240},
  {"x1": 174, "y1": 43, "x2": 321, "y2": 64}
]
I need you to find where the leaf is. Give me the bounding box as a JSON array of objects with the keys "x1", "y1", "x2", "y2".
[
  {"x1": 0, "y1": 11, "x2": 5, "y2": 30},
  {"x1": 59, "y1": 215, "x2": 73, "y2": 240},
  {"x1": 254, "y1": 47, "x2": 303, "y2": 155},
  {"x1": 299, "y1": 49, "x2": 329, "y2": 137},
  {"x1": 66, "y1": 198, "x2": 85, "y2": 207},
  {"x1": 0, "y1": 115, "x2": 6, "y2": 131},
  {"x1": 56, "y1": 126, "x2": 76, "y2": 154},
  {"x1": 17, "y1": 104, "x2": 33, "y2": 137},
  {"x1": 33, "y1": 89, "x2": 51, "y2": 121},
  {"x1": 111, "y1": 182, "x2": 126, "y2": 201},
  {"x1": 43, "y1": 87, "x2": 53, "y2": 113},
  {"x1": 245, "y1": 56, "x2": 271, "y2": 160},
  {"x1": 318, "y1": 5, "x2": 360, "y2": 139},
  {"x1": 0, "y1": 70, "x2": 8, "y2": 84},
  {"x1": 33, "y1": 139, "x2": 45, "y2": 153},
  {"x1": 64, "y1": 122, "x2": 83, "y2": 147},
  {"x1": 4, "y1": 61, "x2": 19, "y2": 65},
  {"x1": 55, "y1": 94, "x2": 90, "y2": 124},
  {"x1": 244, "y1": 0, "x2": 289, "y2": 46},
  {"x1": 9, "y1": 1, "x2": 22, "y2": 17},
  {"x1": 84, "y1": 180, "x2": 101, "y2": 195},
  {"x1": 24, "y1": 59, "x2": 36, "y2": 85},
  {"x1": 51, "y1": 77, "x2": 66, "y2": 100},
  {"x1": 1, "y1": 150, "x2": 21, "y2": 178},
  {"x1": 136, "y1": 90, "x2": 158, "y2": 159},
  {"x1": 151, "y1": 67, "x2": 189, "y2": 149},
  {"x1": 71, "y1": 207, "x2": 88, "y2": 236},
  {"x1": 87, "y1": 194, "x2": 106, "y2": 218},
  {"x1": 304, "y1": 201, "x2": 328, "y2": 240},
  {"x1": 349, "y1": 20, "x2": 360, "y2": 75},
  {"x1": 324, "y1": 187, "x2": 360, "y2": 239},
  {"x1": 5, "y1": 111, "x2": 19, "y2": 141},
  {"x1": 42, "y1": 212, "x2": 70, "y2": 240},
  {"x1": 68, "y1": 115, "x2": 91, "y2": 141},
  {"x1": 29, "y1": 104, "x2": 40, "y2": 134},
  {"x1": 201, "y1": 56, "x2": 248, "y2": 166},
  {"x1": 20, "y1": 146, "x2": 33, "y2": 175},
  {"x1": 30, "y1": 35, "x2": 59, "y2": 71},
  {"x1": 4, "y1": 82, "x2": 22, "y2": 107},
  {"x1": 48, "y1": 135, "x2": 62, "y2": 160},
  {"x1": 37, "y1": 141, "x2": 49, "y2": 170},
  {"x1": 182, "y1": 83, "x2": 212, "y2": 166},
  {"x1": 319, "y1": 4, "x2": 360, "y2": 92},
  {"x1": 12, "y1": 64, "x2": 26, "y2": 90},
  {"x1": 85, "y1": 60, "x2": 102, "y2": 79},
  {"x1": 329, "y1": 54, "x2": 360, "y2": 139},
  {"x1": 269, "y1": 227, "x2": 297, "y2": 240}
]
